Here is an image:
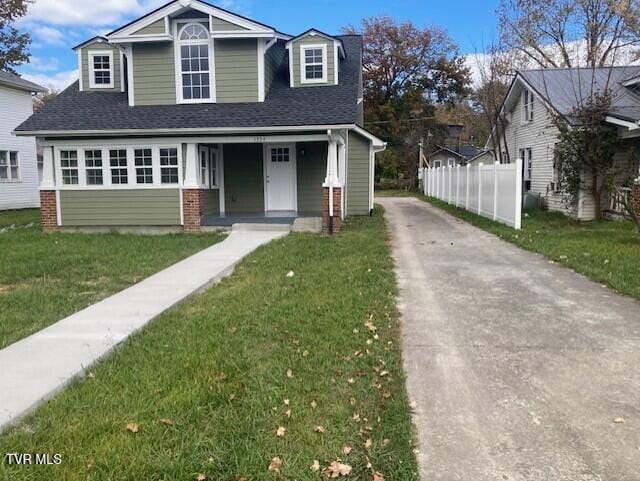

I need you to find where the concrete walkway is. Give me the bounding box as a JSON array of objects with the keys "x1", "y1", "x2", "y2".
[
  {"x1": 379, "y1": 197, "x2": 640, "y2": 481},
  {"x1": 0, "y1": 228, "x2": 287, "y2": 430}
]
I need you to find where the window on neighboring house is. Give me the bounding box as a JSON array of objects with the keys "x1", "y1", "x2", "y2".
[
  {"x1": 160, "y1": 148, "x2": 179, "y2": 184},
  {"x1": 89, "y1": 51, "x2": 113, "y2": 88},
  {"x1": 433, "y1": 160, "x2": 442, "y2": 168},
  {"x1": 523, "y1": 88, "x2": 534, "y2": 122},
  {"x1": 519, "y1": 147, "x2": 533, "y2": 191},
  {"x1": 60, "y1": 150, "x2": 78, "y2": 185},
  {"x1": 84, "y1": 149, "x2": 103, "y2": 185},
  {"x1": 0, "y1": 151, "x2": 20, "y2": 181},
  {"x1": 178, "y1": 23, "x2": 211, "y2": 102},
  {"x1": 134, "y1": 148, "x2": 153, "y2": 184},
  {"x1": 301, "y1": 45, "x2": 326, "y2": 83},
  {"x1": 110, "y1": 149, "x2": 128, "y2": 184}
]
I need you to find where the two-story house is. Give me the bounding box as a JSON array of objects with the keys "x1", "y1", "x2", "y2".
[
  {"x1": 15, "y1": 0, "x2": 385, "y2": 233},
  {"x1": 487, "y1": 67, "x2": 640, "y2": 219},
  {"x1": 0, "y1": 72, "x2": 44, "y2": 211}
]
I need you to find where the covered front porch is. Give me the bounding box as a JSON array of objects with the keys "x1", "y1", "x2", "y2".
[{"x1": 182, "y1": 130, "x2": 347, "y2": 232}]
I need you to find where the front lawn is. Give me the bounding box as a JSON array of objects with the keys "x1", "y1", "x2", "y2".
[
  {"x1": 385, "y1": 189, "x2": 640, "y2": 301},
  {"x1": 0, "y1": 209, "x2": 418, "y2": 481},
  {"x1": 0, "y1": 218, "x2": 225, "y2": 348},
  {"x1": 0, "y1": 208, "x2": 40, "y2": 229}
]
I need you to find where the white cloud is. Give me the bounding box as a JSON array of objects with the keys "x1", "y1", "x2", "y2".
[
  {"x1": 32, "y1": 25, "x2": 67, "y2": 46},
  {"x1": 25, "y1": 56, "x2": 61, "y2": 73},
  {"x1": 21, "y1": 69, "x2": 78, "y2": 92}
]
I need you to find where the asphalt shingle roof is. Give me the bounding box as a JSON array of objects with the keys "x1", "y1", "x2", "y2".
[
  {"x1": 519, "y1": 66, "x2": 640, "y2": 123},
  {"x1": 0, "y1": 71, "x2": 45, "y2": 93},
  {"x1": 15, "y1": 35, "x2": 362, "y2": 134}
]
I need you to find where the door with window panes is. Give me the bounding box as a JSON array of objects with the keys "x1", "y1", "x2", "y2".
[{"x1": 265, "y1": 144, "x2": 296, "y2": 211}]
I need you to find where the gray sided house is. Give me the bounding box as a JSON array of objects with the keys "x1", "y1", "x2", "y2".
[
  {"x1": 16, "y1": 0, "x2": 385, "y2": 233},
  {"x1": 0, "y1": 72, "x2": 45, "y2": 210},
  {"x1": 429, "y1": 145, "x2": 492, "y2": 168},
  {"x1": 488, "y1": 67, "x2": 640, "y2": 219}
]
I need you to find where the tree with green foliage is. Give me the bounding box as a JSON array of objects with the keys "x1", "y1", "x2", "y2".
[
  {"x1": 343, "y1": 17, "x2": 471, "y2": 184},
  {"x1": 0, "y1": 0, "x2": 31, "y2": 73}
]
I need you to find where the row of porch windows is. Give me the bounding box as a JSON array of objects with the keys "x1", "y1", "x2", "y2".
[{"x1": 59, "y1": 148, "x2": 179, "y2": 186}]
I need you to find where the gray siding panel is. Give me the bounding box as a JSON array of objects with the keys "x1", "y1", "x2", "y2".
[
  {"x1": 347, "y1": 131, "x2": 371, "y2": 215},
  {"x1": 133, "y1": 42, "x2": 176, "y2": 106},
  {"x1": 81, "y1": 43, "x2": 121, "y2": 92},
  {"x1": 211, "y1": 17, "x2": 249, "y2": 31},
  {"x1": 60, "y1": 189, "x2": 181, "y2": 226},
  {"x1": 223, "y1": 144, "x2": 264, "y2": 212},
  {"x1": 291, "y1": 35, "x2": 336, "y2": 88},
  {"x1": 215, "y1": 39, "x2": 259, "y2": 103},
  {"x1": 297, "y1": 142, "x2": 326, "y2": 212},
  {"x1": 133, "y1": 19, "x2": 166, "y2": 35}
]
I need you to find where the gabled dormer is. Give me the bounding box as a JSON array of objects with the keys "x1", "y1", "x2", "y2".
[
  {"x1": 285, "y1": 29, "x2": 345, "y2": 87},
  {"x1": 73, "y1": 37, "x2": 124, "y2": 93}
]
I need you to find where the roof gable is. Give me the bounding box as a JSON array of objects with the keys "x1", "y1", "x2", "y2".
[{"x1": 286, "y1": 29, "x2": 345, "y2": 58}]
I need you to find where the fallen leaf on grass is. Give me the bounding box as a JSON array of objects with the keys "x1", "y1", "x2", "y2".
[
  {"x1": 285, "y1": 409, "x2": 291, "y2": 418},
  {"x1": 287, "y1": 369, "x2": 294, "y2": 378},
  {"x1": 347, "y1": 378, "x2": 355, "y2": 384},
  {"x1": 159, "y1": 418, "x2": 175, "y2": 426},
  {"x1": 382, "y1": 438, "x2": 390, "y2": 447},
  {"x1": 286, "y1": 271, "x2": 295, "y2": 278},
  {"x1": 324, "y1": 461, "x2": 352, "y2": 477},
  {"x1": 614, "y1": 417, "x2": 625, "y2": 424},
  {"x1": 352, "y1": 413, "x2": 361, "y2": 422},
  {"x1": 382, "y1": 391, "x2": 391, "y2": 399},
  {"x1": 126, "y1": 422, "x2": 140, "y2": 433},
  {"x1": 86, "y1": 457, "x2": 95, "y2": 470},
  {"x1": 86, "y1": 372, "x2": 96, "y2": 379},
  {"x1": 342, "y1": 446, "x2": 353, "y2": 455},
  {"x1": 373, "y1": 472, "x2": 385, "y2": 481},
  {"x1": 303, "y1": 350, "x2": 309, "y2": 357},
  {"x1": 284, "y1": 399, "x2": 290, "y2": 406},
  {"x1": 268, "y1": 457, "x2": 283, "y2": 472},
  {"x1": 311, "y1": 460, "x2": 321, "y2": 471},
  {"x1": 196, "y1": 474, "x2": 206, "y2": 481},
  {"x1": 311, "y1": 400, "x2": 317, "y2": 409},
  {"x1": 314, "y1": 425, "x2": 326, "y2": 433},
  {"x1": 276, "y1": 426, "x2": 287, "y2": 437},
  {"x1": 365, "y1": 320, "x2": 377, "y2": 332},
  {"x1": 409, "y1": 400, "x2": 418, "y2": 410},
  {"x1": 364, "y1": 438, "x2": 373, "y2": 449}
]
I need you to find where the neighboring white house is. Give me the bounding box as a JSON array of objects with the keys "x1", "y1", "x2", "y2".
[
  {"x1": 487, "y1": 67, "x2": 640, "y2": 219},
  {"x1": 429, "y1": 145, "x2": 492, "y2": 168},
  {"x1": 0, "y1": 71, "x2": 45, "y2": 210}
]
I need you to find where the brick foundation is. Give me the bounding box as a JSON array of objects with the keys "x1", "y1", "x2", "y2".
[
  {"x1": 182, "y1": 189, "x2": 204, "y2": 233},
  {"x1": 633, "y1": 184, "x2": 640, "y2": 215},
  {"x1": 40, "y1": 190, "x2": 58, "y2": 232},
  {"x1": 322, "y1": 187, "x2": 342, "y2": 234}
]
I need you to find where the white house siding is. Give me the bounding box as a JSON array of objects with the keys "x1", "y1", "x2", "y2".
[
  {"x1": 501, "y1": 89, "x2": 577, "y2": 216},
  {"x1": 0, "y1": 85, "x2": 39, "y2": 210}
]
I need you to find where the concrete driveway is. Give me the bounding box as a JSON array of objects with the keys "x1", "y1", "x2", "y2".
[{"x1": 379, "y1": 197, "x2": 640, "y2": 481}]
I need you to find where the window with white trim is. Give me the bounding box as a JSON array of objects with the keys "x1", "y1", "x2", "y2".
[
  {"x1": 301, "y1": 44, "x2": 326, "y2": 83},
  {"x1": 109, "y1": 149, "x2": 128, "y2": 184},
  {"x1": 134, "y1": 148, "x2": 153, "y2": 184},
  {"x1": 178, "y1": 23, "x2": 211, "y2": 102},
  {"x1": 160, "y1": 148, "x2": 179, "y2": 184},
  {"x1": 89, "y1": 51, "x2": 113, "y2": 89},
  {"x1": 519, "y1": 147, "x2": 533, "y2": 191},
  {"x1": 523, "y1": 88, "x2": 534, "y2": 122},
  {"x1": 270, "y1": 147, "x2": 290, "y2": 162},
  {"x1": 84, "y1": 149, "x2": 103, "y2": 185},
  {"x1": 60, "y1": 150, "x2": 78, "y2": 185},
  {"x1": 0, "y1": 151, "x2": 20, "y2": 182}
]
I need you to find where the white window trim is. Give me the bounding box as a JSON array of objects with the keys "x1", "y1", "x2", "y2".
[
  {"x1": 133, "y1": 146, "x2": 155, "y2": 185},
  {"x1": 174, "y1": 22, "x2": 216, "y2": 104},
  {"x1": 88, "y1": 50, "x2": 114, "y2": 89},
  {"x1": 83, "y1": 149, "x2": 105, "y2": 186},
  {"x1": 300, "y1": 43, "x2": 327, "y2": 84},
  {"x1": 0, "y1": 151, "x2": 21, "y2": 183},
  {"x1": 159, "y1": 146, "x2": 181, "y2": 185},
  {"x1": 522, "y1": 88, "x2": 534, "y2": 124}
]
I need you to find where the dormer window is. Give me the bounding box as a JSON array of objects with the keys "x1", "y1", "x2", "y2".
[
  {"x1": 301, "y1": 44, "x2": 327, "y2": 84},
  {"x1": 89, "y1": 51, "x2": 114, "y2": 89},
  {"x1": 178, "y1": 23, "x2": 213, "y2": 103}
]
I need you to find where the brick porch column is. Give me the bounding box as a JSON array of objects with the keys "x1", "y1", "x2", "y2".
[
  {"x1": 183, "y1": 189, "x2": 204, "y2": 233},
  {"x1": 40, "y1": 190, "x2": 58, "y2": 232},
  {"x1": 633, "y1": 183, "x2": 640, "y2": 214},
  {"x1": 322, "y1": 186, "x2": 342, "y2": 234}
]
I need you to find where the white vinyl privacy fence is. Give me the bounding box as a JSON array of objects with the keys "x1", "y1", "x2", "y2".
[{"x1": 422, "y1": 158, "x2": 523, "y2": 229}]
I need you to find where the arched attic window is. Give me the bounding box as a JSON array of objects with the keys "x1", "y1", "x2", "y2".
[{"x1": 178, "y1": 23, "x2": 211, "y2": 101}]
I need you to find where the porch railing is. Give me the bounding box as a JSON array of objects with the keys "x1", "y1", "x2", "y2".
[{"x1": 609, "y1": 187, "x2": 632, "y2": 215}]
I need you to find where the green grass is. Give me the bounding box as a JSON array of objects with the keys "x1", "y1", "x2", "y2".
[
  {"x1": 0, "y1": 217, "x2": 225, "y2": 348},
  {"x1": 0, "y1": 208, "x2": 41, "y2": 229},
  {"x1": 384, "y1": 189, "x2": 640, "y2": 301},
  {"x1": 0, "y1": 208, "x2": 418, "y2": 481}
]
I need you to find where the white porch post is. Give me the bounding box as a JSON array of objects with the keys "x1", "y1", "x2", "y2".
[
  {"x1": 323, "y1": 131, "x2": 343, "y2": 234},
  {"x1": 183, "y1": 143, "x2": 199, "y2": 188},
  {"x1": 41, "y1": 146, "x2": 55, "y2": 189}
]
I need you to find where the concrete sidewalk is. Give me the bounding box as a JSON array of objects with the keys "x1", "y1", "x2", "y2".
[
  {"x1": 0, "y1": 229, "x2": 287, "y2": 431},
  {"x1": 379, "y1": 197, "x2": 640, "y2": 481}
]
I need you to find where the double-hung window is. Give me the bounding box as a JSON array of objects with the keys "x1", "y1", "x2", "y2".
[
  {"x1": 89, "y1": 51, "x2": 113, "y2": 89},
  {"x1": 523, "y1": 89, "x2": 534, "y2": 122},
  {"x1": 84, "y1": 150, "x2": 103, "y2": 185},
  {"x1": 519, "y1": 147, "x2": 533, "y2": 191},
  {"x1": 110, "y1": 149, "x2": 128, "y2": 185},
  {"x1": 301, "y1": 45, "x2": 326, "y2": 84},
  {"x1": 160, "y1": 148, "x2": 179, "y2": 184},
  {"x1": 134, "y1": 148, "x2": 153, "y2": 184},
  {"x1": 178, "y1": 23, "x2": 211, "y2": 102},
  {"x1": 60, "y1": 150, "x2": 79, "y2": 185},
  {"x1": 0, "y1": 151, "x2": 19, "y2": 181}
]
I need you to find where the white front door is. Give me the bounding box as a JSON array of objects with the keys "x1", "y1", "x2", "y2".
[{"x1": 265, "y1": 144, "x2": 296, "y2": 211}]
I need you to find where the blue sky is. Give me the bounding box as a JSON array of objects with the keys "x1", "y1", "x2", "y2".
[{"x1": 16, "y1": 0, "x2": 500, "y2": 91}]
